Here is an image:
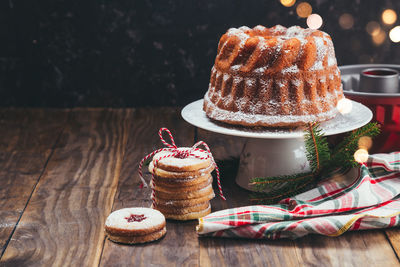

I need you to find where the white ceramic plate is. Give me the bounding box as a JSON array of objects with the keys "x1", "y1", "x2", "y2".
[{"x1": 181, "y1": 99, "x2": 372, "y2": 139}]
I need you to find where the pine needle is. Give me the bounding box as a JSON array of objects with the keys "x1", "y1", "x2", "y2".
[
  {"x1": 330, "y1": 122, "x2": 380, "y2": 168},
  {"x1": 249, "y1": 177, "x2": 315, "y2": 204},
  {"x1": 304, "y1": 123, "x2": 330, "y2": 173},
  {"x1": 250, "y1": 172, "x2": 314, "y2": 191}
]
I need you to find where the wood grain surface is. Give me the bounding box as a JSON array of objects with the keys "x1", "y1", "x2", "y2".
[
  {"x1": 0, "y1": 109, "x2": 68, "y2": 256},
  {"x1": 0, "y1": 107, "x2": 399, "y2": 267},
  {"x1": 385, "y1": 228, "x2": 400, "y2": 260},
  {"x1": 0, "y1": 109, "x2": 131, "y2": 266}
]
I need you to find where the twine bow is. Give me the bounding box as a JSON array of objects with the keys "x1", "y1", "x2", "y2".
[{"x1": 138, "y1": 128, "x2": 226, "y2": 200}]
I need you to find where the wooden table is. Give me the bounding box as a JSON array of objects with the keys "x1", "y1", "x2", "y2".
[{"x1": 0, "y1": 107, "x2": 400, "y2": 266}]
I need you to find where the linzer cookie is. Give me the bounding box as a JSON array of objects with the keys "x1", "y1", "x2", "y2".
[
  {"x1": 105, "y1": 207, "x2": 166, "y2": 244},
  {"x1": 151, "y1": 148, "x2": 212, "y2": 172},
  {"x1": 150, "y1": 176, "x2": 213, "y2": 192},
  {"x1": 148, "y1": 160, "x2": 214, "y2": 179},
  {"x1": 154, "y1": 192, "x2": 215, "y2": 208},
  {"x1": 138, "y1": 128, "x2": 225, "y2": 221},
  {"x1": 153, "y1": 204, "x2": 212, "y2": 221}
]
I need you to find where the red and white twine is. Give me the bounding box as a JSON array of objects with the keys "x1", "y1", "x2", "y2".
[{"x1": 138, "y1": 128, "x2": 226, "y2": 201}]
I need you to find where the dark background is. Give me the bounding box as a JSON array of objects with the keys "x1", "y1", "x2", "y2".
[{"x1": 1, "y1": 0, "x2": 400, "y2": 107}]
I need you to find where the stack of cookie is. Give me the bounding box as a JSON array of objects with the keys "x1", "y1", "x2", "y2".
[{"x1": 149, "y1": 147, "x2": 215, "y2": 220}]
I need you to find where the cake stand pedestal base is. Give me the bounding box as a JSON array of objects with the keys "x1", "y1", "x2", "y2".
[{"x1": 236, "y1": 138, "x2": 309, "y2": 191}]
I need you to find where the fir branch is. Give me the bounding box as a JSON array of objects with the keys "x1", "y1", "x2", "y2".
[
  {"x1": 309, "y1": 124, "x2": 320, "y2": 170},
  {"x1": 250, "y1": 172, "x2": 314, "y2": 191},
  {"x1": 304, "y1": 123, "x2": 330, "y2": 173},
  {"x1": 330, "y1": 122, "x2": 380, "y2": 168},
  {"x1": 249, "y1": 177, "x2": 316, "y2": 204}
]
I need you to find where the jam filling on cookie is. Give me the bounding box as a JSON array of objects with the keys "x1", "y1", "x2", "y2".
[
  {"x1": 174, "y1": 150, "x2": 189, "y2": 159},
  {"x1": 125, "y1": 214, "x2": 146, "y2": 222}
]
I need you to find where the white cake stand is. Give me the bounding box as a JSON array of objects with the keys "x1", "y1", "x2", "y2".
[{"x1": 181, "y1": 99, "x2": 373, "y2": 191}]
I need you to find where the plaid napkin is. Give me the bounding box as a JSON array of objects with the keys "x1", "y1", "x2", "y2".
[{"x1": 197, "y1": 152, "x2": 400, "y2": 239}]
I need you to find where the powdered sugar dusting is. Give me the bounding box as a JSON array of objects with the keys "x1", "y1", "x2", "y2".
[
  {"x1": 226, "y1": 28, "x2": 249, "y2": 42},
  {"x1": 231, "y1": 65, "x2": 241, "y2": 71},
  {"x1": 245, "y1": 78, "x2": 256, "y2": 87},
  {"x1": 328, "y1": 55, "x2": 337, "y2": 66},
  {"x1": 309, "y1": 36, "x2": 327, "y2": 71},
  {"x1": 282, "y1": 65, "x2": 299, "y2": 74},
  {"x1": 276, "y1": 80, "x2": 286, "y2": 88},
  {"x1": 270, "y1": 25, "x2": 286, "y2": 33},
  {"x1": 233, "y1": 76, "x2": 243, "y2": 84},
  {"x1": 223, "y1": 73, "x2": 230, "y2": 81},
  {"x1": 238, "y1": 26, "x2": 251, "y2": 32},
  {"x1": 203, "y1": 93, "x2": 340, "y2": 127},
  {"x1": 254, "y1": 25, "x2": 266, "y2": 32},
  {"x1": 292, "y1": 79, "x2": 302, "y2": 87},
  {"x1": 253, "y1": 67, "x2": 267, "y2": 74},
  {"x1": 105, "y1": 208, "x2": 165, "y2": 231}
]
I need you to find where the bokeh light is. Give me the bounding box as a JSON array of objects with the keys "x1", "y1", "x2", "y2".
[
  {"x1": 354, "y1": 149, "x2": 369, "y2": 163},
  {"x1": 382, "y1": 9, "x2": 397, "y2": 25},
  {"x1": 389, "y1": 26, "x2": 400, "y2": 42},
  {"x1": 337, "y1": 98, "x2": 353, "y2": 114},
  {"x1": 366, "y1": 21, "x2": 381, "y2": 36},
  {"x1": 372, "y1": 30, "x2": 386, "y2": 45},
  {"x1": 280, "y1": 0, "x2": 296, "y2": 7},
  {"x1": 358, "y1": 136, "x2": 373, "y2": 150},
  {"x1": 339, "y1": 13, "x2": 354, "y2": 30},
  {"x1": 307, "y1": 14, "x2": 323, "y2": 30},
  {"x1": 296, "y1": 2, "x2": 312, "y2": 18}
]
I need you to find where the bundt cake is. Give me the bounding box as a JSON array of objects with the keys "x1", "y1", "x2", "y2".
[{"x1": 203, "y1": 25, "x2": 344, "y2": 127}]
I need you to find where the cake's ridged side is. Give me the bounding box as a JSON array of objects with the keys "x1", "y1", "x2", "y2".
[
  {"x1": 318, "y1": 75, "x2": 328, "y2": 99},
  {"x1": 221, "y1": 74, "x2": 233, "y2": 97},
  {"x1": 259, "y1": 78, "x2": 273, "y2": 114},
  {"x1": 275, "y1": 79, "x2": 289, "y2": 115},
  {"x1": 289, "y1": 77, "x2": 304, "y2": 115},
  {"x1": 207, "y1": 67, "x2": 342, "y2": 115},
  {"x1": 232, "y1": 78, "x2": 245, "y2": 112}
]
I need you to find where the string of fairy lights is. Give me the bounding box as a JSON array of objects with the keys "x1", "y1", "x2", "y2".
[{"x1": 280, "y1": 0, "x2": 400, "y2": 45}]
